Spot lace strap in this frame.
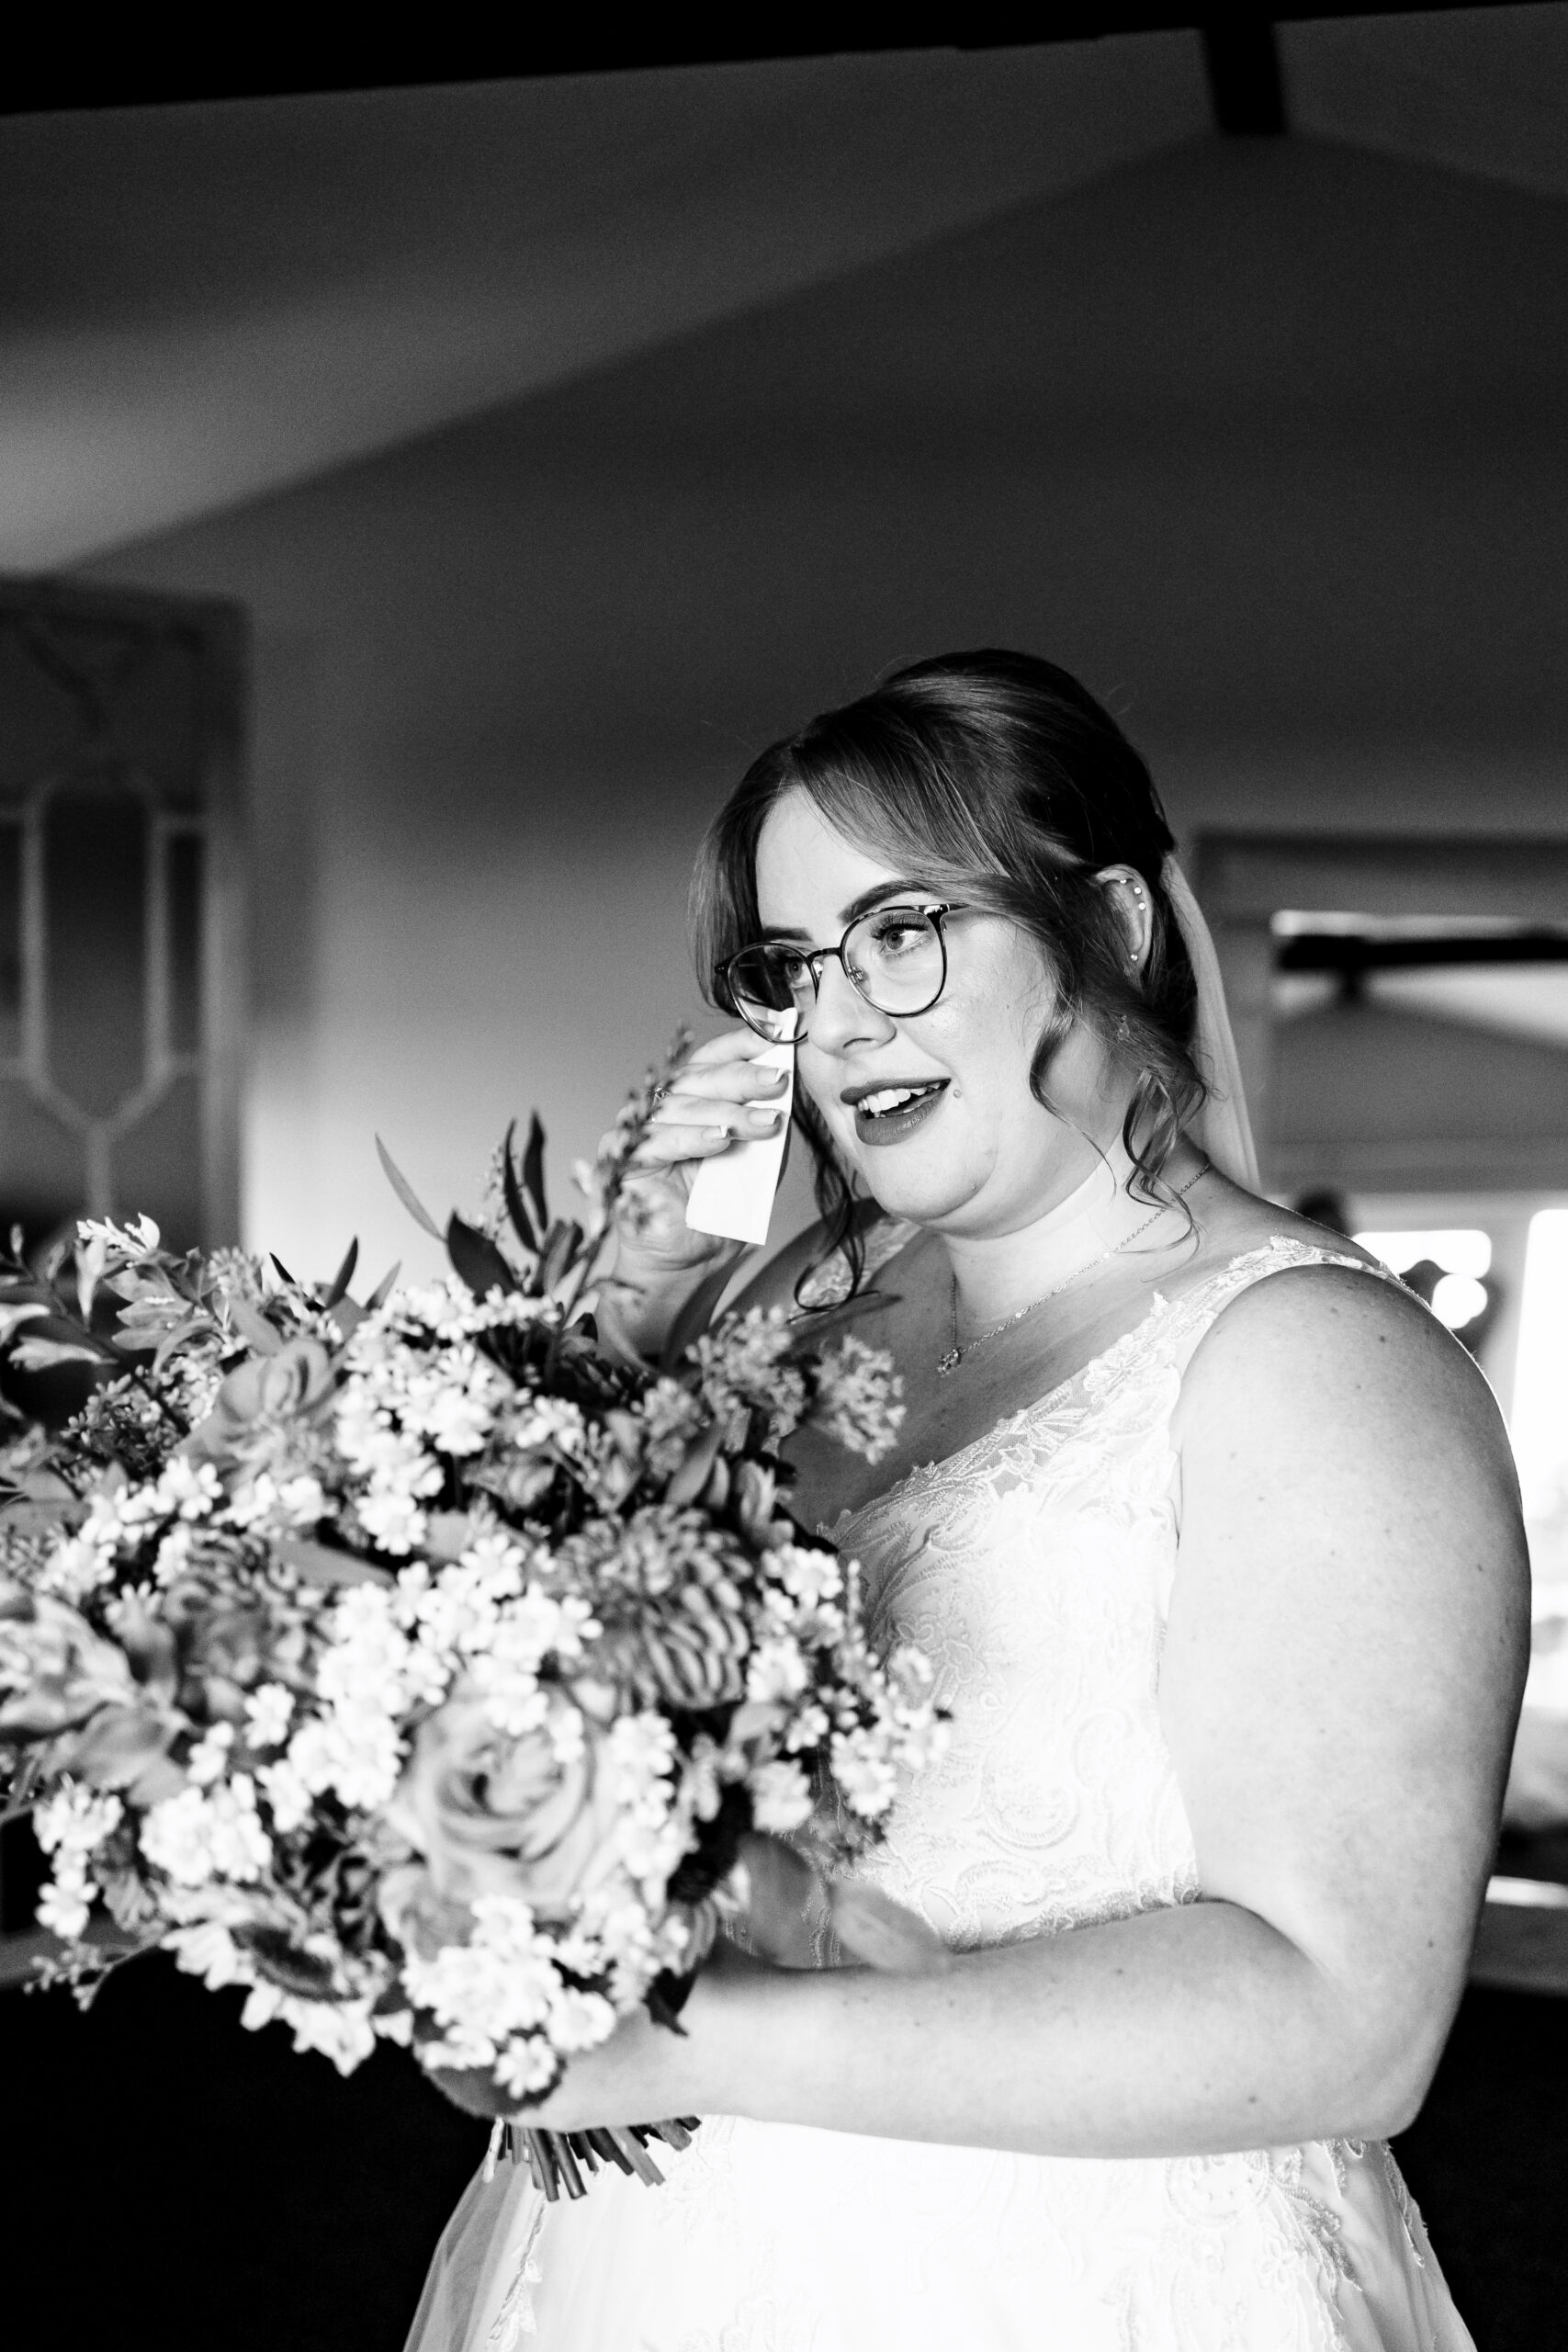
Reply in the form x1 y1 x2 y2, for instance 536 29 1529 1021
795 1215 920 1310
1145 1237 1389 1382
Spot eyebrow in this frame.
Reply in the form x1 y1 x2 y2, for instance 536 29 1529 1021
759 878 942 944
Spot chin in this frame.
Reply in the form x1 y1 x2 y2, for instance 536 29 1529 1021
853 1155 975 1227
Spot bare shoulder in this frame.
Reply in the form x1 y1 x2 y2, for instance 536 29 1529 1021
1177 1249 1518 1494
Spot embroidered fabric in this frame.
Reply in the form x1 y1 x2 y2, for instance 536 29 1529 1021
403 1241 1474 2352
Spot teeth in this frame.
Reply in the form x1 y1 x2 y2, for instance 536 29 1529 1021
860 1084 934 1117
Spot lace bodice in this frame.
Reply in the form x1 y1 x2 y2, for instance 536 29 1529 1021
832 1239 1373 1950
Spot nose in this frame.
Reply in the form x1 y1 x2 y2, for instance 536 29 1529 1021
807 953 895 1055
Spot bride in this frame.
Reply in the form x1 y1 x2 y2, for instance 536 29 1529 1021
408 650 1527 2351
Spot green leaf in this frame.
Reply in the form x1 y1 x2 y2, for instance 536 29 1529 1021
376 1136 444 1240
10 1337 110 1372
536 1217 582 1297
660 1254 747 1370
446 1215 522 1301
663 1417 726 1508
522 1113 548 1237
500 1120 538 1255
366 1263 400 1311
274 1536 395 1589
152 1315 215 1374
320 1238 358 1308
270 1253 299 1288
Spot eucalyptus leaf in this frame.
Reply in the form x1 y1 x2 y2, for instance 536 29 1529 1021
376 1136 445 1240
500 1120 538 1255
522 1112 549 1238
321 1238 359 1309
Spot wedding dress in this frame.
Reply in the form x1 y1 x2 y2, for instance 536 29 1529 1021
406 1238 1474 2352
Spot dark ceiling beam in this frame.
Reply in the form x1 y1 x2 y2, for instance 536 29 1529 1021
1201 16 1288 134
1278 932 1568 975
0 3 1538 118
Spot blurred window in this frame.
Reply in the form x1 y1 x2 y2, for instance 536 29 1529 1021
0 583 244 1263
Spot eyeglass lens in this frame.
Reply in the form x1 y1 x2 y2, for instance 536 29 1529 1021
728 905 946 1042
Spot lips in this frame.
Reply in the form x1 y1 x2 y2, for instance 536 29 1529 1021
844 1078 948 1148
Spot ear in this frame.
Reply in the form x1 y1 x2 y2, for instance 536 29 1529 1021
1092 865 1152 977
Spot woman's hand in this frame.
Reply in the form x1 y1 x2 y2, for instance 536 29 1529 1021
425 1943 765 2131
600 1029 792 1358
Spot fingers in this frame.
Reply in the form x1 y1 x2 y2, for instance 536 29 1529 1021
637 1031 790 1166
630 1111 780 1170
660 1047 791 1110
681 1024 784 1078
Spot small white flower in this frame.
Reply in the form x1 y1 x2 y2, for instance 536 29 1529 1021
154 1457 223 1522
244 1682 295 1751
829 1730 901 1818
37 1865 93 1940
141 1775 274 1885
546 1987 616 2054
764 1543 843 1609
746 1637 809 1703
240 1984 377 2075
186 1721 235 1787
493 2035 561 2099
355 1490 428 1555
35 1782 124 1858
166 1920 252 1992
256 1755 313 1834
749 1758 814 1833
152 1526 196 1583
39 1529 117 1600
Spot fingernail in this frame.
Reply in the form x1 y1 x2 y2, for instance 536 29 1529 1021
751 1108 784 1130
763 1069 789 1091
705 1126 733 1143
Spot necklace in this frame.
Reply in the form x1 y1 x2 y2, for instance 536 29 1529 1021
937 1159 1208 1376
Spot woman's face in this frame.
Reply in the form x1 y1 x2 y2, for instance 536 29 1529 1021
752 791 1130 1238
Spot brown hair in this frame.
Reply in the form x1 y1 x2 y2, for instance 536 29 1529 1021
690 650 1205 1300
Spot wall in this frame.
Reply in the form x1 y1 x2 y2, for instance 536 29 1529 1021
82 134 1568 1277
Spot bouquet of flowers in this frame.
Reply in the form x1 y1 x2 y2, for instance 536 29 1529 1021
0 1046 946 2197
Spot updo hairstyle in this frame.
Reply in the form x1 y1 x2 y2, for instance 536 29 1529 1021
690 649 1207 1300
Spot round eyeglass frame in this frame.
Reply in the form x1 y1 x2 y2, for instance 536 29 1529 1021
716 900 960 1045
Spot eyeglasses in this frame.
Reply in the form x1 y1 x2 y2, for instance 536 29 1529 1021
717 901 960 1046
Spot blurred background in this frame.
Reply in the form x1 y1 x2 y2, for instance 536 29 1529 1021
2 8 1567 2347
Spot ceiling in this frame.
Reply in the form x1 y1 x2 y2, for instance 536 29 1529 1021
0 6 1563 571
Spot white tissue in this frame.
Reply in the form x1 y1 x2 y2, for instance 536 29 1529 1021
684 1043 795 1247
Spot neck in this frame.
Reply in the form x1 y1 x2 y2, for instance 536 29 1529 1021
944 1139 1193 1330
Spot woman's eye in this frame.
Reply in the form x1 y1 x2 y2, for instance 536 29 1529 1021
871 917 925 956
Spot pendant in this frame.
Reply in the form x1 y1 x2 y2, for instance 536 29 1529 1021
936 1347 961 1376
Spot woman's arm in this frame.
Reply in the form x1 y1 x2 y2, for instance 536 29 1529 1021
520 1268 1529 2156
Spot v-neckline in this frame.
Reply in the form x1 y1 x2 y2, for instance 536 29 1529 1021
827 1280 1176 1544
826 1237 1365 1544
